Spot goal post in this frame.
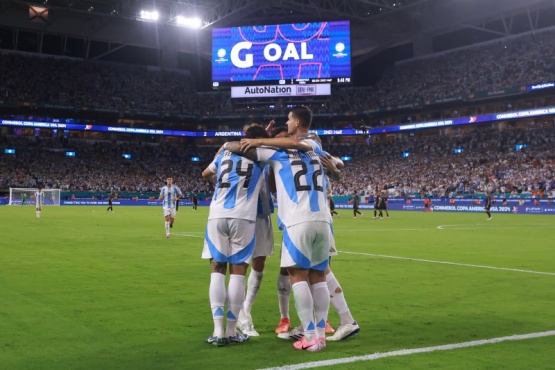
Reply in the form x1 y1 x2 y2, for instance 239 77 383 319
9 188 61 206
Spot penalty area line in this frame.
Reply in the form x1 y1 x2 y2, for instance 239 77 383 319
340 251 555 276
258 330 555 370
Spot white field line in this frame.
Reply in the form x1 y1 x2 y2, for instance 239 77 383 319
258 330 555 370
340 251 555 276
170 232 203 238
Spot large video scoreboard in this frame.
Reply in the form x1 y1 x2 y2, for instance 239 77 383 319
212 21 351 88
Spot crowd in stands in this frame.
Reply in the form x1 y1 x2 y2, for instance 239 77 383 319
326 122 555 199
2 27 555 117
2 25 555 198
0 135 214 195
2 122 555 200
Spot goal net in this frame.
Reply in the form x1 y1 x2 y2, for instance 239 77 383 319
9 188 61 206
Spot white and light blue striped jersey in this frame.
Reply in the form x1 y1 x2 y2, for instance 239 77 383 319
208 150 264 221
159 185 182 209
256 140 330 228
34 191 45 205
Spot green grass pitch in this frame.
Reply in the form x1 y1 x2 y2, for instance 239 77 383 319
1 206 554 369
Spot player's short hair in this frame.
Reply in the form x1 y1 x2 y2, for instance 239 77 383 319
243 121 262 133
271 126 288 138
290 106 313 129
245 125 269 139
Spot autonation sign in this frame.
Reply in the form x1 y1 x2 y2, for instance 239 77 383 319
231 84 330 98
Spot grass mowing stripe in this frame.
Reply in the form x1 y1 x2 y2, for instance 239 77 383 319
258 330 555 370
341 251 555 276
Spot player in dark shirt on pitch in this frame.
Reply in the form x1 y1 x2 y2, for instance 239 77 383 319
373 192 382 219
484 192 493 220
352 191 363 219
192 193 199 211
379 192 390 218
107 194 114 212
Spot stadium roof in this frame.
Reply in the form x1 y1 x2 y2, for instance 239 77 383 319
1 0 554 63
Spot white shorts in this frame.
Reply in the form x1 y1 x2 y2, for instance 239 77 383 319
202 218 256 265
163 207 176 218
253 214 274 259
281 221 331 271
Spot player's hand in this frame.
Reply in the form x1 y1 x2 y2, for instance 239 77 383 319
319 153 338 172
265 120 275 136
240 138 261 152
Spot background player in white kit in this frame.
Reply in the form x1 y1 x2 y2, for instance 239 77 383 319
33 186 45 219
201 125 268 346
158 178 182 238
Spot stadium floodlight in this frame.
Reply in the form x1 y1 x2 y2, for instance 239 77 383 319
176 16 202 28
140 10 159 21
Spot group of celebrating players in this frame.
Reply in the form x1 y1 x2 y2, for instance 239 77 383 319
187 105 361 352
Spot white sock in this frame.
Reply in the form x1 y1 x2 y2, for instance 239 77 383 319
310 282 330 339
164 221 170 235
292 281 315 341
225 274 245 337
244 269 263 315
327 271 355 325
209 272 226 338
36 211 39 218
277 273 291 319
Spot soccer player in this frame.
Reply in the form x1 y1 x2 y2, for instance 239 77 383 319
485 192 493 220
158 178 182 238
33 187 45 218
106 194 114 212
424 197 432 212
201 125 267 347
22 192 27 206
229 106 336 352
241 114 360 342
380 191 390 218
235 123 277 337
373 192 381 219
352 190 363 219
192 193 198 211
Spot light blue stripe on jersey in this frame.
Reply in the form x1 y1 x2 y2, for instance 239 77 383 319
222 154 241 209
274 151 299 204
221 153 263 210
35 192 44 204
302 151 321 213
161 186 180 209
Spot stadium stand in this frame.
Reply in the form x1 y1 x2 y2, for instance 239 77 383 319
2 27 555 118
2 121 554 200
